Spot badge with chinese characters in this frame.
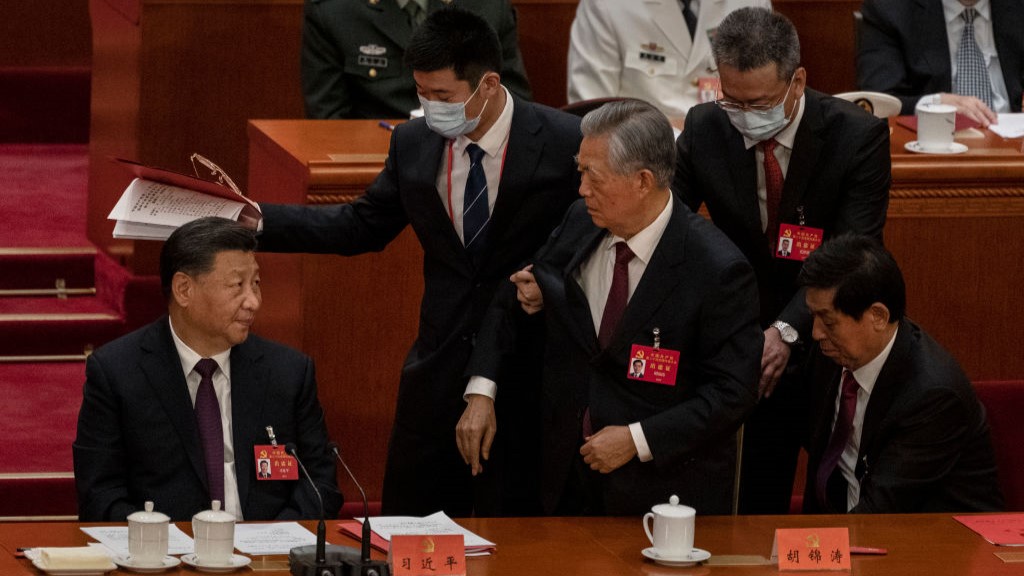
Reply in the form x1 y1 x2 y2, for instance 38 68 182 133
253 445 299 481
776 223 823 262
628 328 680 386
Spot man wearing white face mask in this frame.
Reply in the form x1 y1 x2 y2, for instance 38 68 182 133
672 7 891 515
254 7 582 517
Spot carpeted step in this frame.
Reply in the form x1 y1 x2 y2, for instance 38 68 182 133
0 66 90 144
0 296 124 358
0 247 96 295
0 360 83 519
0 143 89 247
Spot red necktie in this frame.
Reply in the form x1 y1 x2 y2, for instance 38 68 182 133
763 138 784 247
597 242 635 349
815 370 859 512
194 358 225 504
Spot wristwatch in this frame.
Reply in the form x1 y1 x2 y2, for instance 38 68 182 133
771 320 799 344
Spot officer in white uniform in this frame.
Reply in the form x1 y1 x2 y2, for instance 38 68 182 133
567 0 771 121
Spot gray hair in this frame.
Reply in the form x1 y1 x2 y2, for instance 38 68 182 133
712 8 801 81
580 99 675 188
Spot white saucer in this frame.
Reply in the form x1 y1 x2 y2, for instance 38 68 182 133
114 555 181 573
29 559 116 576
641 547 712 567
904 141 968 154
180 553 251 573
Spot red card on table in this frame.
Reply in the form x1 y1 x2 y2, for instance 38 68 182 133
773 527 851 571
389 534 465 576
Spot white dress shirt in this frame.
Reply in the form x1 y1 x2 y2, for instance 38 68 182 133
740 95 806 233
833 327 898 511
434 86 514 244
169 318 243 520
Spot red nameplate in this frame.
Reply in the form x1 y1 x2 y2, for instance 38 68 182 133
628 344 680 386
389 534 465 576
776 224 823 262
773 527 851 571
253 445 299 480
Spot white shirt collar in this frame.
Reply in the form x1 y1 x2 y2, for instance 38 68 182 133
168 317 232 380
453 85 514 159
601 194 674 265
944 0 990 23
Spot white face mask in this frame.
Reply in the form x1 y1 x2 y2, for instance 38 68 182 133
724 75 797 142
418 80 488 138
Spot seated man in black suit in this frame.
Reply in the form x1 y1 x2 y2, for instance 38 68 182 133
673 7 891 514
465 100 763 516
857 0 1024 126
74 217 340 521
801 234 1004 513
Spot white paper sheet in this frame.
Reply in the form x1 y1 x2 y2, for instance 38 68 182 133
357 511 495 549
233 522 321 555
990 114 1024 139
80 525 195 556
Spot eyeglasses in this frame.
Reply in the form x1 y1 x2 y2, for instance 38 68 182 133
714 73 796 115
191 153 244 197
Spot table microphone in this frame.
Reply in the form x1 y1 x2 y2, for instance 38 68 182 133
329 442 390 576
287 443 347 576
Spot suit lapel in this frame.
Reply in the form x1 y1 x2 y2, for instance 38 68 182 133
992 0 1023 106
859 321 912 460
140 319 208 491
917 0 952 86
560 227 607 355
403 123 470 266
648 0 693 64
680 0 725 77
229 337 266 513
722 121 763 243
779 92 824 222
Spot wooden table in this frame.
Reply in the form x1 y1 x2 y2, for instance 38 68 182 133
0 514 1017 575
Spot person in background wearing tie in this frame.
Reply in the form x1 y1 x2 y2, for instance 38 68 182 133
673 7 891 514
464 100 762 516
565 0 770 123
857 0 1023 127
74 217 339 521
301 0 532 119
258 8 582 517
800 234 1003 513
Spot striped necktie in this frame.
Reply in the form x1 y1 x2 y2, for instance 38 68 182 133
463 143 490 259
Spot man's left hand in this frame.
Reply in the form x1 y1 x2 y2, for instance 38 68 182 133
759 327 791 398
580 426 637 473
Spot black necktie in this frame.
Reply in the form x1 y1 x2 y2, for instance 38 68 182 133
681 0 698 40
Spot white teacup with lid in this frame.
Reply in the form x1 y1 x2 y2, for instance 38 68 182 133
192 500 236 566
643 495 696 559
127 500 169 566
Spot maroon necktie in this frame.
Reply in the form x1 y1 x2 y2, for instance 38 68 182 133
763 138 784 247
597 242 635 349
815 370 859 512
194 358 225 504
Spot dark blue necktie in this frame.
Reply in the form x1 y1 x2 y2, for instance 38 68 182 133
194 358 225 504
463 143 490 257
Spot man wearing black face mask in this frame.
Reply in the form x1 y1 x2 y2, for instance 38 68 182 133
671 7 891 515
253 7 582 517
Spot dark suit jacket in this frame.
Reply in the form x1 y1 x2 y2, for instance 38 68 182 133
258 97 582 515
673 89 891 337
471 197 762 515
857 0 1024 115
302 0 533 119
803 319 1004 513
73 317 340 522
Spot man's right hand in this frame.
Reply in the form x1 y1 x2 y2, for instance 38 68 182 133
511 264 543 314
939 93 998 127
455 394 496 476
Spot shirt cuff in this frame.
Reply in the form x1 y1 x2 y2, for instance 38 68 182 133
464 376 497 401
629 422 652 462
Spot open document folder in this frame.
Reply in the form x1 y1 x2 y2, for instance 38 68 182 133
106 157 261 240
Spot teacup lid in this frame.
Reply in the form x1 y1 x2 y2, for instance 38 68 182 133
127 501 170 523
651 495 696 517
192 500 235 523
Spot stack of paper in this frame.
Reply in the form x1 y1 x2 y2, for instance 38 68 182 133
337 511 496 556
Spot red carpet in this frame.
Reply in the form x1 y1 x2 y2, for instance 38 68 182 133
0 144 90 246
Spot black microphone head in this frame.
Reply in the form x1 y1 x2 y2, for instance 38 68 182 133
285 442 298 455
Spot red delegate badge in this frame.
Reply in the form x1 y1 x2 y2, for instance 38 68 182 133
254 445 299 480
776 223 823 262
628 344 680 386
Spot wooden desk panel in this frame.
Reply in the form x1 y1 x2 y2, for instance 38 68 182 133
0 515 1017 575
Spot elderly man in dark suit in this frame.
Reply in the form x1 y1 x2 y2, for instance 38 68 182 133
74 217 339 521
673 7 891 514
258 8 582 516
857 0 1024 127
465 99 762 516
800 235 1003 513
302 0 532 119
